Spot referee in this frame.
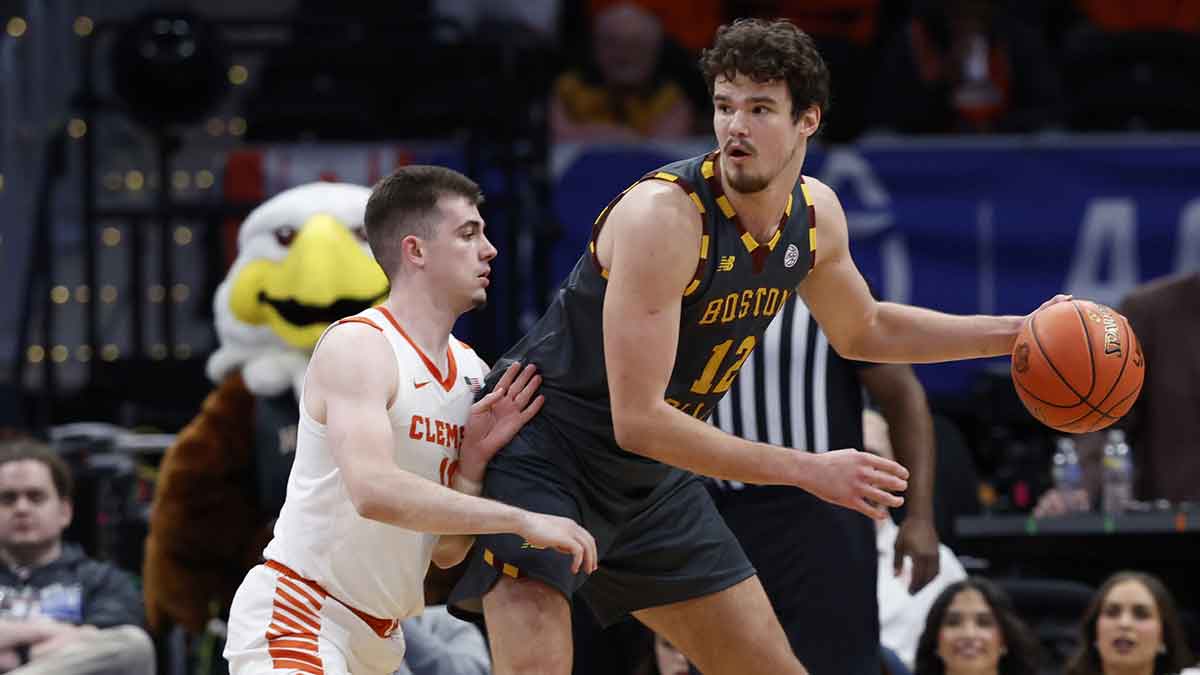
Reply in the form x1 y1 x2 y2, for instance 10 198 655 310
708 295 940 675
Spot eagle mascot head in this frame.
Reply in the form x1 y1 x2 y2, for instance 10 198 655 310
206 181 389 395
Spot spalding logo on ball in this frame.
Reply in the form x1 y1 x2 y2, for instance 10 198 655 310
1011 299 1145 434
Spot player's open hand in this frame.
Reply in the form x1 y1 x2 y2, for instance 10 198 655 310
460 363 545 480
518 512 599 575
807 449 909 520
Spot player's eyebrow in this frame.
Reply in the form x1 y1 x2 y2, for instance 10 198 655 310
713 94 780 106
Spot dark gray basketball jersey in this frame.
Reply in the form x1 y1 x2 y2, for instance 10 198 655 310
487 150 817 448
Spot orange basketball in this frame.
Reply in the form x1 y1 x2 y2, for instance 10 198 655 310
1011 299 1145 434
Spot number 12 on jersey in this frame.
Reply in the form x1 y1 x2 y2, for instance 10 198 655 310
690 336 756 395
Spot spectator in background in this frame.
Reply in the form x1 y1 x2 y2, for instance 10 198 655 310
914 577 1042 675
631 628 692 675
1034 272 1200 518
550 3 697 142
0 440 155 675
869 0 1060 134
1065 571 1194 675
867 409 969 673
586 0 723 54
397 604 491 675
1072 1 1200 34
729 0 884 140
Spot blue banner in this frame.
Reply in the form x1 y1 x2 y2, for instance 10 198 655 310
549 137 1200 396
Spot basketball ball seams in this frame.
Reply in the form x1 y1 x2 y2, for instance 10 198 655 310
1013 377 1091 409
1068 300 1098 399
1087 310 1135 413
1027 303 1104 414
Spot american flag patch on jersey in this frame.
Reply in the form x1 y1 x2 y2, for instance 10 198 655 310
464 376 482 392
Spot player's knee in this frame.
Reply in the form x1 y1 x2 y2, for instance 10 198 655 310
485 576 568 627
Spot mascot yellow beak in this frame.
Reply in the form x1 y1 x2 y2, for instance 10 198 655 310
228 214 389 350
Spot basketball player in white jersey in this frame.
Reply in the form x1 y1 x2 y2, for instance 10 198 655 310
223 166 598 675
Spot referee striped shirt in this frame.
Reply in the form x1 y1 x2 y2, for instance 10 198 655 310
711 295 871 460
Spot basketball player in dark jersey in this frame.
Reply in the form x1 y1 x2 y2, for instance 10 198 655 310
450 18 1069 675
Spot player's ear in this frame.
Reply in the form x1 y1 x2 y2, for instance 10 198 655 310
796 104 820 137
401 234 425 268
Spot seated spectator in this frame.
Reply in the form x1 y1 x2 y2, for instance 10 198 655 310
632 627 692 675
869 0 1060 134
1034 272 1200 518
0 439 154 675
586 0 723 55
729 1 883 140
397 604 490 675
550 3 696 142
914 577 1042 675
1072 1 1200 34
867 410 969 672
1064 571 1194 675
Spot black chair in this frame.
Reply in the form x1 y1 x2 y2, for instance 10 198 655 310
991 576 1095 671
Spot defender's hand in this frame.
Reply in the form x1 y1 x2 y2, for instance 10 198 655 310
806 449 908 520
517 512 598 575
894 516 940 593
460 363 544 481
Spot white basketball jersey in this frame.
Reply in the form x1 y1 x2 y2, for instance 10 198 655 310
263 306 486 620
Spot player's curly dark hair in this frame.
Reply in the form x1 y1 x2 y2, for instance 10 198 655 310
698 18 831 123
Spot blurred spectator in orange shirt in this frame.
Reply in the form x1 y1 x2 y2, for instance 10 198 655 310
1074 0 1200 33
551 3 696 142
869 0 1061 134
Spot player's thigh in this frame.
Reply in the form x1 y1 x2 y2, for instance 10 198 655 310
483 575 573 674
632 575 806 675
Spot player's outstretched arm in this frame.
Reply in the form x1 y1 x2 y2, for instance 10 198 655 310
598 182 908 520
310 326 596 573
433 361 544 568
797 177 1069 363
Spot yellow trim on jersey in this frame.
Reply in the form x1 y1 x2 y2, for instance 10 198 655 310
785 194 794 217
767 229 782 250
716 195 735 219
701 159 715 179
700 234 710 259
684 279 701 296
654 171 679 182
502 563 520 578
689 192 707 214
809 226 817 252
800 183 813 207
484 549 495 566
740 231 759 251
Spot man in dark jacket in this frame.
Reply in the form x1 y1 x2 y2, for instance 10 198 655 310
0 439 154 675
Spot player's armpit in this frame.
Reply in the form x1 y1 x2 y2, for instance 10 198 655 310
598 181 703 451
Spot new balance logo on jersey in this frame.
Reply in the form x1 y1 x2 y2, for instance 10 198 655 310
717 255 736 272
521 541 547 550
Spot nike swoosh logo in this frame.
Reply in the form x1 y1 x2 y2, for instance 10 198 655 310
414 380 431 389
